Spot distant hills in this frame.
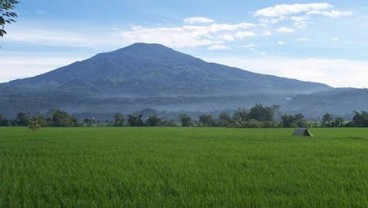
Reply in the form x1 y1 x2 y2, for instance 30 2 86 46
0 43 366 118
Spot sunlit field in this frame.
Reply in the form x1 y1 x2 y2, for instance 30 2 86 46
1 127 368 207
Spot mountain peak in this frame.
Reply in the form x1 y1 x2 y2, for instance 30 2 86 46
128 42 170 49
110 43 177 57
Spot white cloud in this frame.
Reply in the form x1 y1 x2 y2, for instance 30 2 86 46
219 34 234 42
262 31 272 36
241 44 256 49
201 56 368 88
183 17 215 25
254 3 333 18
277 41 287 45
277 27 295 33
37 10 46 15
331 37 339 41
307 10 353 18
254 3 353 29
297 38 309 42
290 16 308 28
207 44 230 51
117 22 254 48
235 31 256 39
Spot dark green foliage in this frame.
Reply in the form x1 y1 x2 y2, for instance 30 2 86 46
179 114 192 127
198 114 216 126
113 113 125 127
351 111 368 127
146 115 161 126
83 118 96 127
321 113 346 127
321 113 334 127
218 112 231 127
127 114 144 126
48 109 78 127
232 108 248 123
248 104 279 122
0 113 8 126
0 0 18 37
281 114 296 128
31 114 47 127
332 116 345 127
28 118 40 132
16 112 29 126
159 119 177 127
230 105 279 128
281 113 307 128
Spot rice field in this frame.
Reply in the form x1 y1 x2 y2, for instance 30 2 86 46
0 127 368 207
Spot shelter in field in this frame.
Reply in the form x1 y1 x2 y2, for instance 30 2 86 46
293 128 313 137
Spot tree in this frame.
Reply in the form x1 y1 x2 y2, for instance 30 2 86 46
16 112 29 126
146 115 161 126
179 114 192 127
0 0 19 37
84 118 96 127
218 112 231 127
248 104 279 122
160 119 177 127
232 108 248 123
199 114 216 126
280 113 307 128
113 113 125 127
280 114 296 128
127 114 143 127
352 111 368 127
28 117 40 132
321 113 333 127
0 113 8 126
294 113 307 127
332 116 345 127
49 109 77 127
52 110 71 127
31 114 47 127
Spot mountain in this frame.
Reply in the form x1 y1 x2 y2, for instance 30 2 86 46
0 43 342 117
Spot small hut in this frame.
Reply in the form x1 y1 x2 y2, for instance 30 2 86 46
293 128 313 137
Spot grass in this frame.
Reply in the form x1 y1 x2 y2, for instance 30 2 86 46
0 127 368 207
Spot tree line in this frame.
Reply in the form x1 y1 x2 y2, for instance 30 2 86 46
1 105 368 128
0 109 78 127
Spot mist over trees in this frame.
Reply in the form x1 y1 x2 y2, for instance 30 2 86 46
1 105 368 128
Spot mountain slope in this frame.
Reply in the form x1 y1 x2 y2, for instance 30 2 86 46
284 88 368 116
0 43 334 116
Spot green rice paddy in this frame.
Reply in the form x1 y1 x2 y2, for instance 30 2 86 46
0 127 367 207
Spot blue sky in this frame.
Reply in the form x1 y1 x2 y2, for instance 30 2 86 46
1 0 368 87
